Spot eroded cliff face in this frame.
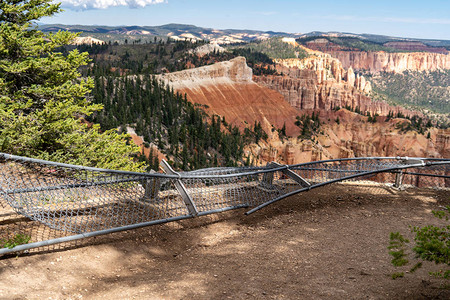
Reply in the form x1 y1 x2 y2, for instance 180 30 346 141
302 38 450 73
156 55 448 166
158 57 301 137
255 54 418 118
436 129 450 158
328 51 450 73
383 42 448 54
247 110 449 166
248 51 446 164
274 53 372 93
160 56 253 88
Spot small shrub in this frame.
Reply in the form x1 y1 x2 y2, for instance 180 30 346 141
388 206 450 279
1 234 32 249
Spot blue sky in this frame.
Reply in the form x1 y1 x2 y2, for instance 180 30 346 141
41 0 450 40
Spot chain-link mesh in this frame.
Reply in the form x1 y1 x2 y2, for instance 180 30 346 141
1 153 449 255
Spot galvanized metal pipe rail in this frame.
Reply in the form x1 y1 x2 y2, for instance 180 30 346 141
0 153 449 255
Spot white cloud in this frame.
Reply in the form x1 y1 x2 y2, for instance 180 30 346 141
58 0 167 10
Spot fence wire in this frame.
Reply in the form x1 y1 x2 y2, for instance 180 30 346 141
0 153 449 255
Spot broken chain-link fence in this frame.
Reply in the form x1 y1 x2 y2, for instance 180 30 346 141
1 153 449 255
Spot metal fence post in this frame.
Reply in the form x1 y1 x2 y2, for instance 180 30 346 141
160 160 198 216
394 170 403 188
269 162 311 188
142 170 161 201
1 153 448 255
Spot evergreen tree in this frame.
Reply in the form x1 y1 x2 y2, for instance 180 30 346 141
0 0 143 171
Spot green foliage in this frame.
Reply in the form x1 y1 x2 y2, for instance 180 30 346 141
233 37 309 59
38 124 144 172
394 115 428 135
278 122 287 139
367 113 378 123
232 48 273 65
388 232 410 266
296 112 321 140
0 0 143 171
391 272 405 279
328 37 398 52
231 48 277 75
90 75 261 170
81 40 271 171
340 105 376 120
297 36 408 53
388 206 450 279
243 121 268 144
78 38 206 76
369 70 450 115
1 233 31 249
77 40 280 78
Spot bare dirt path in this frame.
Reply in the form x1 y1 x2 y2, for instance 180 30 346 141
1 184 449 299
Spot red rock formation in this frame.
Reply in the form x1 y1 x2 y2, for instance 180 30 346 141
274 56 372 93
255 56 418 118
255 110 449 166
302 38 450 72
284 142 295 165
255 74 419 118
154 55 448 167
435 129 450 158
327 51 450 73
304 39 449 55
304 38 351 52
158 57 301 136
383 42 448 55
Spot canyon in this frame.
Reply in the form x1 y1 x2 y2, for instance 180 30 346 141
157 54 449 165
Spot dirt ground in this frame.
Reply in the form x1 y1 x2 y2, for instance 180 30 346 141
0 184 449 299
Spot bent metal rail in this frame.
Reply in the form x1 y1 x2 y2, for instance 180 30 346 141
0 153 449 255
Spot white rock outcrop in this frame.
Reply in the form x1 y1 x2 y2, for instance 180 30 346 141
72 36 105 45
191 43 225 57
158 56 253 90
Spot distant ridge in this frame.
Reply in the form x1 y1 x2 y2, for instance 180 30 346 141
38 23 450 47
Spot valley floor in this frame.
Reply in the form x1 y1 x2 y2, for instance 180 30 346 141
1 184 449 299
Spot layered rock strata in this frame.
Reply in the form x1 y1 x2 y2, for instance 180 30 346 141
256 55 418 117
155 55 448 167
328 51 450 73
383 42 448 54
248 110 449 166
158 57 301 136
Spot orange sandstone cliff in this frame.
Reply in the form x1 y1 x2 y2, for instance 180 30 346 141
158 57 300 137
157 55 449 165
303 38 450 73
328 51 450 73
255 53 419 118
245 110 449 165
